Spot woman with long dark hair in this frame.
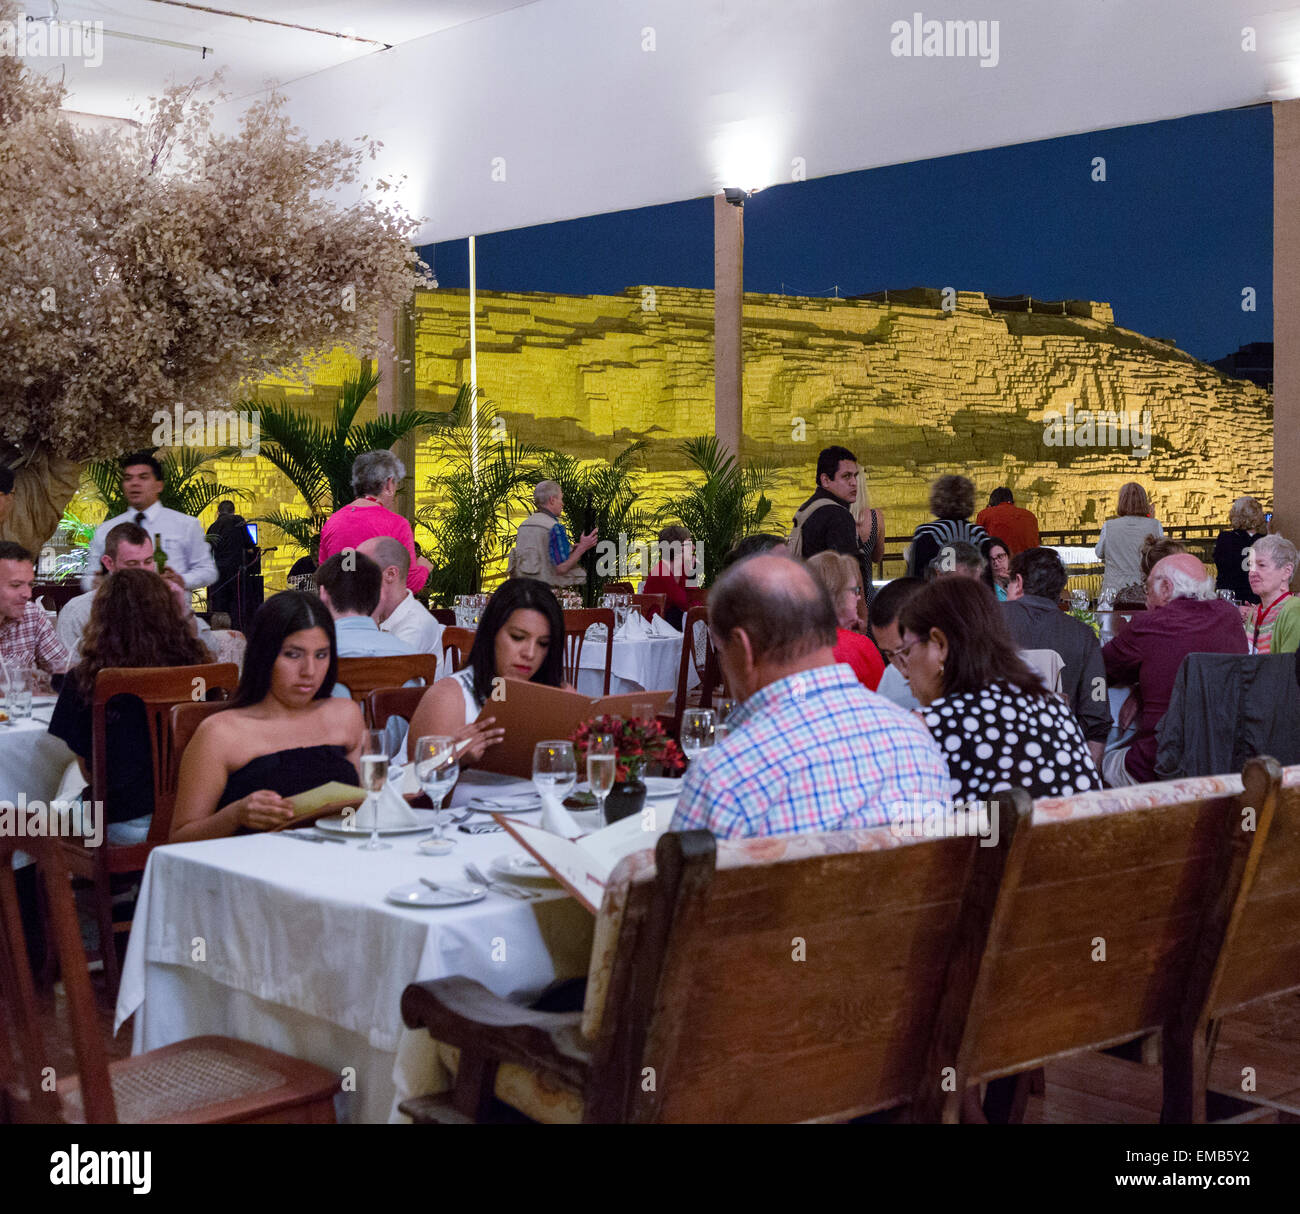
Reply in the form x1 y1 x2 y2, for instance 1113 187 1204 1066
170 591 364 841
406 577 566 762
895 578 1100 802
49 569 211 835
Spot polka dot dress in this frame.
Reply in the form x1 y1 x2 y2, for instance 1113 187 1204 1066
921 681 1101 803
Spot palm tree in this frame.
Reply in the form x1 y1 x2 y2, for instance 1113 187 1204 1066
415 391 542 603
85 446 251 519
535 442 652 606
236 362 453 555
656 436 774 587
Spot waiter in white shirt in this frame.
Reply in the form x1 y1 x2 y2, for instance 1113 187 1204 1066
83 452 218 597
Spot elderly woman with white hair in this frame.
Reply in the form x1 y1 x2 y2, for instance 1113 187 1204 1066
318 450 433 594
1243 533 1300 654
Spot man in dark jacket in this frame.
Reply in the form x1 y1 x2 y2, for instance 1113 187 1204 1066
1003 547 1111 767
790 445 878 592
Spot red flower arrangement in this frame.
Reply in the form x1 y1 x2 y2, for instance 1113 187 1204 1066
570 714 684 783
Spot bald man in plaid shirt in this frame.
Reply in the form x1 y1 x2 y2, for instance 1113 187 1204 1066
671 554 950 838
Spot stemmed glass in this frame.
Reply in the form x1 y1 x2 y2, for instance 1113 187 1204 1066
413 734 461 854
680 709 717 764
713 698 738 740
532 740 577 808
585 732 616 822
358 728 392 851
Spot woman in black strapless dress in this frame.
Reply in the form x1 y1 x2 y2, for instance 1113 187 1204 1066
170 592 366 842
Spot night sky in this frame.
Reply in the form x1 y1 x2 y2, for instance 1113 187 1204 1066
422 105 1272 366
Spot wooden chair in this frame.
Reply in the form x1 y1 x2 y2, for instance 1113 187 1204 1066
0 835 341 1124
921 757 1281 1124
1203 763 1300 1121
659 605 726 737
441 626 476 674
56 664 238 994
430 608 457 626
398 799 1031 1123
602 581 634 595
365 686 429 736
169 700 233 787
630 592 666 621
335 654 439 725
562 608 615 695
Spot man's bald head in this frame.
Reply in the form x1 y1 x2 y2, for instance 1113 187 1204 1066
708 552 837 664
1148 552 1215 607
358 536 410 578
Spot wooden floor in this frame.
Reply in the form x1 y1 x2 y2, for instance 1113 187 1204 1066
38 976 1300 1123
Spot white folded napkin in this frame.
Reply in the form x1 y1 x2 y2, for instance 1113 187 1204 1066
367 773 421 828
541 795 583 839
647 614 682 638
617 611 649 641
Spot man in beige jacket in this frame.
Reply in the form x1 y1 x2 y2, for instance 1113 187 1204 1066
508 481 598 587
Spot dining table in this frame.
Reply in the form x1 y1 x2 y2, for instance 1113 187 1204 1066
114 770 683 1124
2 695 77 869
573 615 698 698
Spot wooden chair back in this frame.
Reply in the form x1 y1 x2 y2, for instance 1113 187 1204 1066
365 686 430 735
661 606 723 735
441 627 476 674
631 593 666 621
562 609 615 695
90 664 239 851
584 799 1032 1123
430 608 457 626
602 582 634 595
1207 764 1300 1018
168 700 234 790
335 654 440 725
0 835 118 1122
933 757 1280 1123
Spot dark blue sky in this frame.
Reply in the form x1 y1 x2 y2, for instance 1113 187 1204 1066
423 106 1272 365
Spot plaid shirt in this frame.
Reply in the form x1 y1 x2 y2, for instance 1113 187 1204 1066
0 601 71 675
671 663 952 838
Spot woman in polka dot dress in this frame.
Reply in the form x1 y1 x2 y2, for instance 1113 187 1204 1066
894 577 1102 803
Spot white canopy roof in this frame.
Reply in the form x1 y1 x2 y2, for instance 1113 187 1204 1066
34 0 1300 242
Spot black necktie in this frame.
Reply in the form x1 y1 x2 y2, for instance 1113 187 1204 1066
134 512 147 526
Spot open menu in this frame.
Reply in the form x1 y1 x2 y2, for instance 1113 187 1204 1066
472 680 671 778
267 781 367 830
496 807 676 913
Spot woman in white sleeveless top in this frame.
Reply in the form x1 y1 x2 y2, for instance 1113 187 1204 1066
406 578 568 763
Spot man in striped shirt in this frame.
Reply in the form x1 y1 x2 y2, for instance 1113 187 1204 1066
671 554 951 838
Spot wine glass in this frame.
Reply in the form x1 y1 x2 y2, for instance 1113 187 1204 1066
680 709 717 764
713 697 738 740
533 740 577 808
358 728 392 851
586 732 616 823
414 734 461 854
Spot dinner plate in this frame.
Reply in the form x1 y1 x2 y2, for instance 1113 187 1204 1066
385 880 487 908
643 777 682 799
489 851 555 881
314 808 439 836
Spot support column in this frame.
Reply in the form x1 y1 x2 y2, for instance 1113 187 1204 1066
1274 100 1300 536
714 193 744 460
375 300 418 528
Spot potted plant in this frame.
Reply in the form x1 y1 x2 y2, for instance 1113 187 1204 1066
569 713 684 823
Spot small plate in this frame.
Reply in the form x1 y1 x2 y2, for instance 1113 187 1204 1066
386 880 487 908
643 777 682 799
465 795 542 814
489 851 554 881
315 808 439 836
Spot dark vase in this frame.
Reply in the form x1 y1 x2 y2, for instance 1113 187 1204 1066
604 778 647 824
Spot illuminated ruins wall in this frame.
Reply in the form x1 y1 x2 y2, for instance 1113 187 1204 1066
221 285 1272 589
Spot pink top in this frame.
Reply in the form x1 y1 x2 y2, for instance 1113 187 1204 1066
319 500 429 593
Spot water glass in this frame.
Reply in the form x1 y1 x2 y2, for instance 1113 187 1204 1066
714 697 738 739
586 732 617 822
680 709 717 764
533 740 577 806
413 734 461 853
358 728 392 851
1217 590 1238 607
7 668 34 721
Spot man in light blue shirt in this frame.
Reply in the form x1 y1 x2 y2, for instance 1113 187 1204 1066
315 551 416 689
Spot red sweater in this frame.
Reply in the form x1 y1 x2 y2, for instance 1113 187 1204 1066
642 564 690 614
834 628 885 691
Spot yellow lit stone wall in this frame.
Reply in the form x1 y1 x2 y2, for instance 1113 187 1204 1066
217 285 1272 590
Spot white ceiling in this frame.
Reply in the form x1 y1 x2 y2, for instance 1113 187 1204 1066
19 0 1300 244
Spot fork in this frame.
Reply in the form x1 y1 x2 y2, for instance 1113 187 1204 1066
465 861 536 900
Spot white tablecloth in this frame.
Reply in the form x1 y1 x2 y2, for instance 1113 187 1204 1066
115 774 599 1124
574 630 698 698
2 700 77 868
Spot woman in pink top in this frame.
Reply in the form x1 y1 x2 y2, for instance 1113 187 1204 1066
318 450 432 594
